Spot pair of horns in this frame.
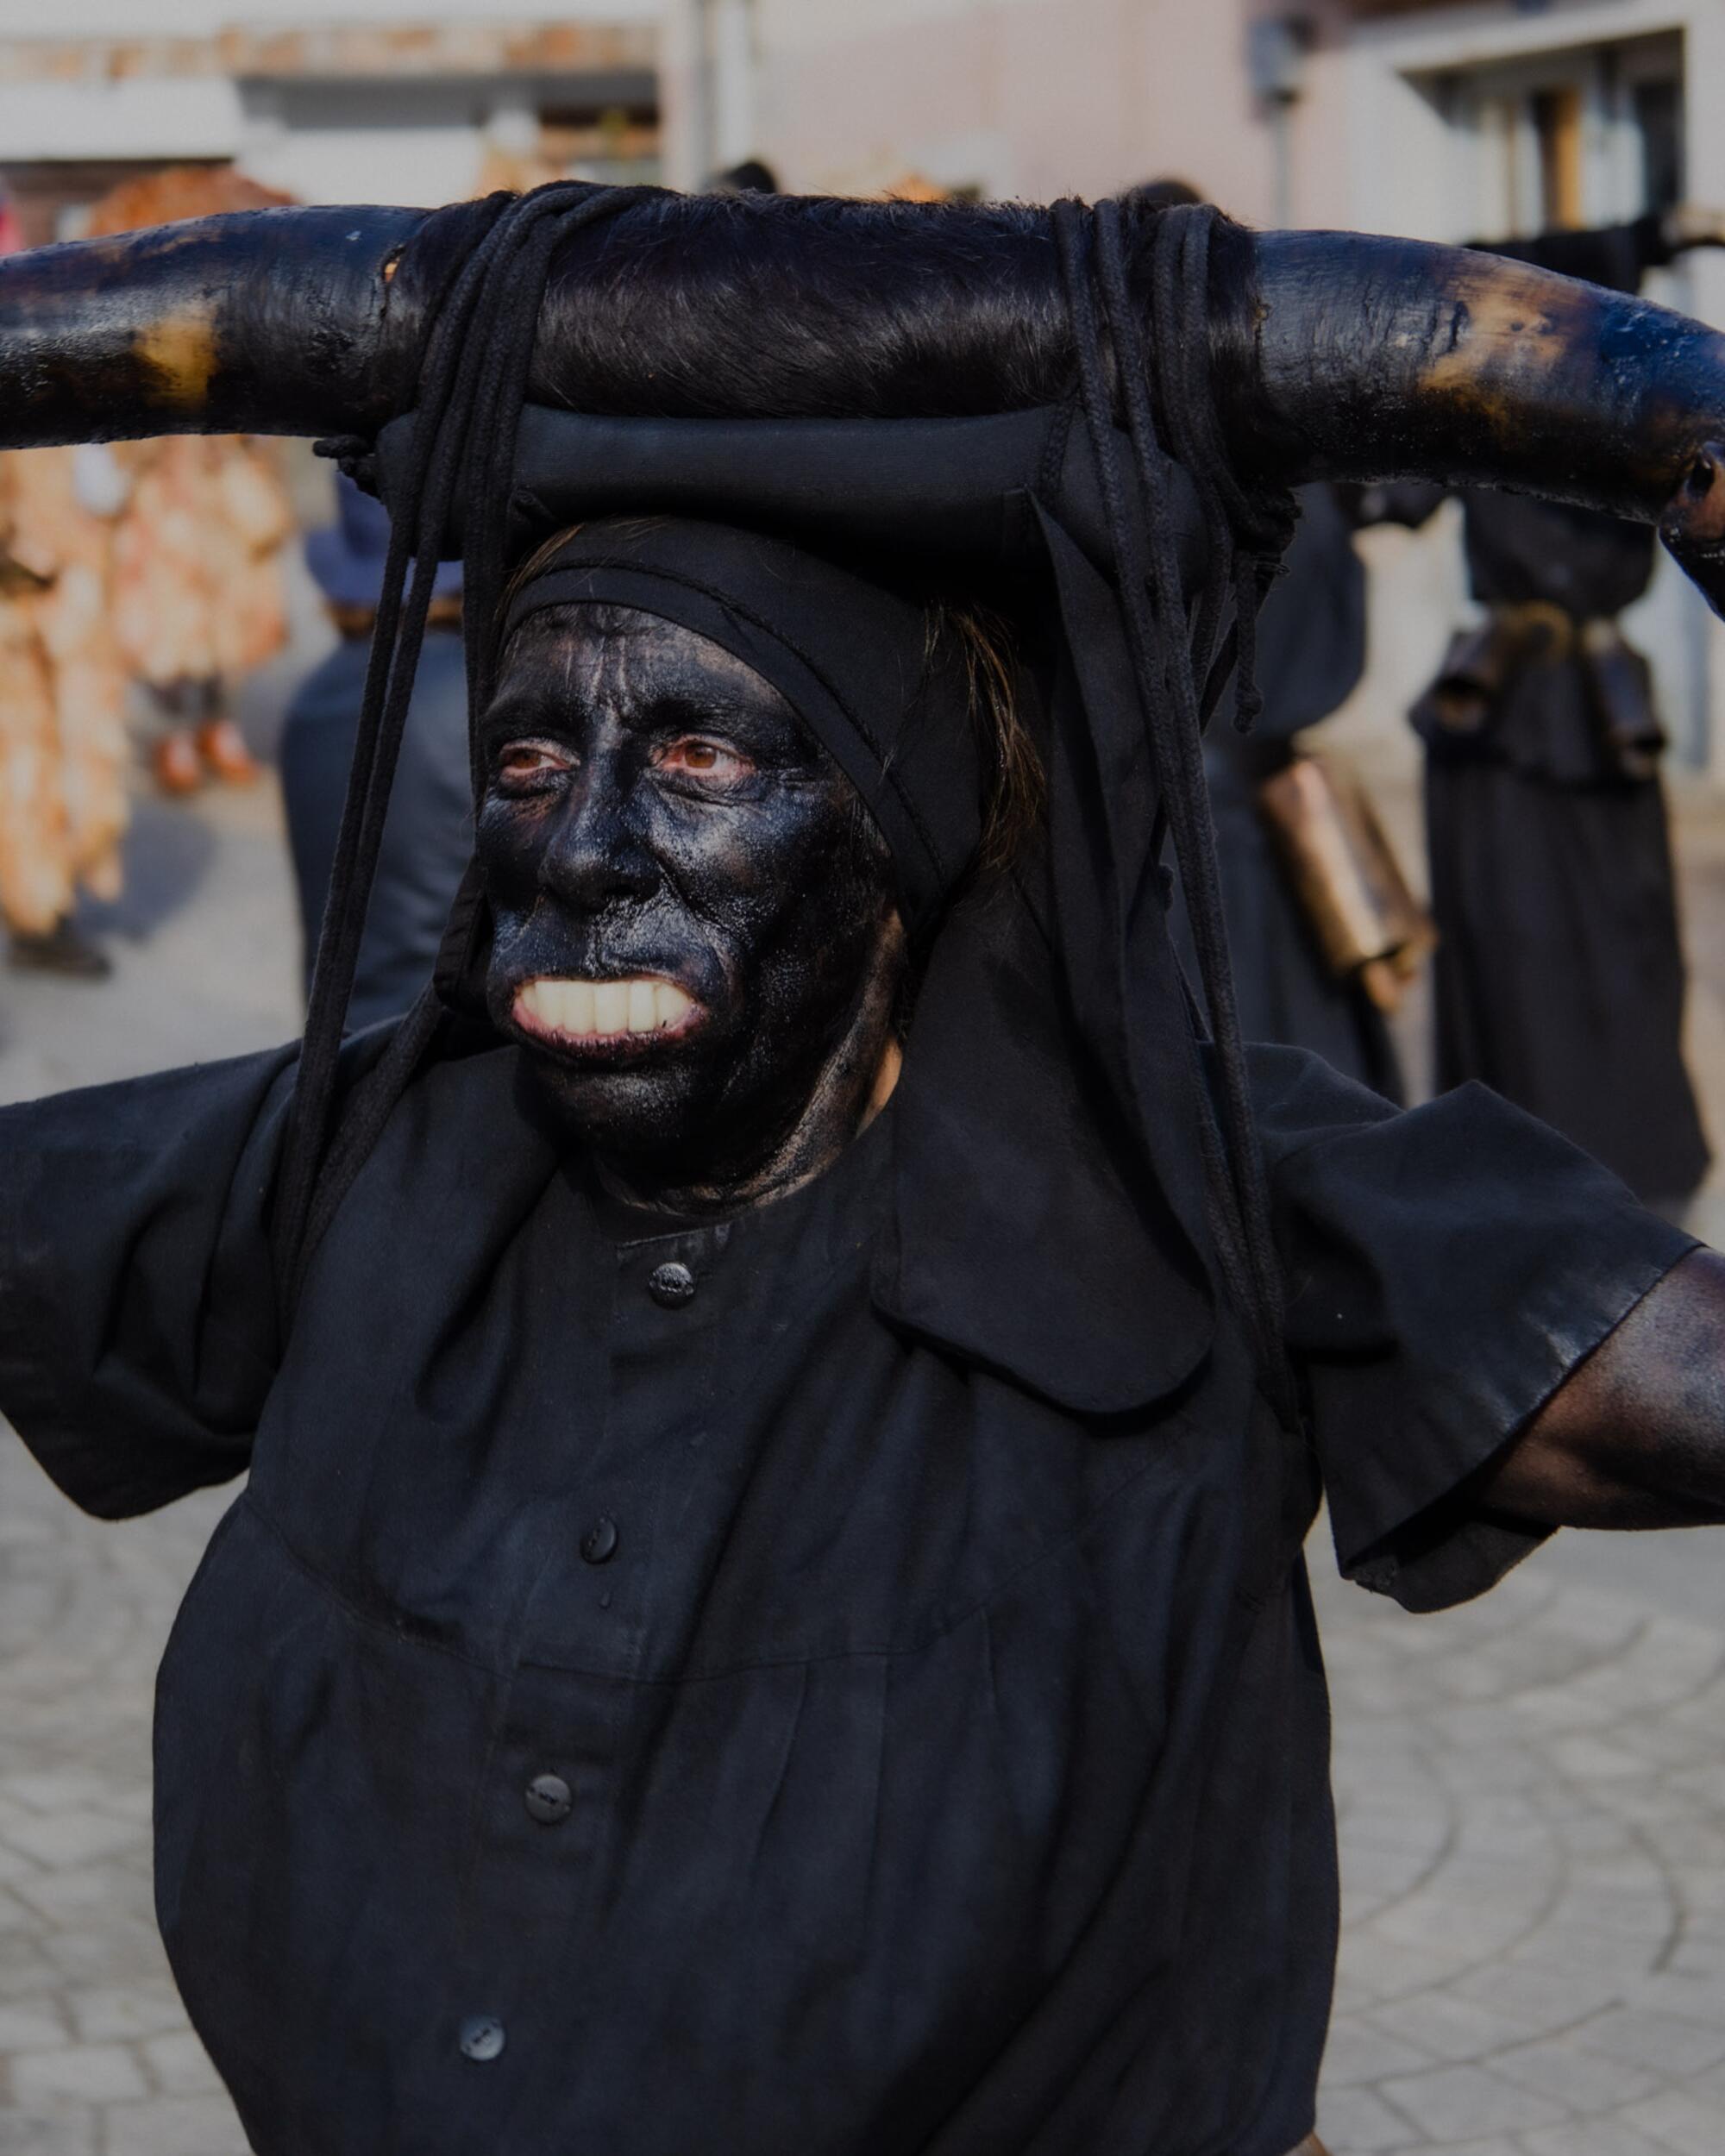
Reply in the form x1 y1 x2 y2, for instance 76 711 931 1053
3 192 1723 606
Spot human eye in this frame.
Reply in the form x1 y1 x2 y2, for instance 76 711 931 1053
653 736 756 787
493 737 574 793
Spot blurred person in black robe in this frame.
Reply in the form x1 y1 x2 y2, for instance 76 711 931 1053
1138 185 1414 1100
1381 206 1725 1203
1195 482 1411 1097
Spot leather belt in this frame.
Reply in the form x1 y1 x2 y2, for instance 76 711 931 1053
1487 597 1621 665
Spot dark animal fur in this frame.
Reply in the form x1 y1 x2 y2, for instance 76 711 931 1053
396 190 1255 426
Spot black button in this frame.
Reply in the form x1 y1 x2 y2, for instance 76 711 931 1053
458 2015 505 2063
648 1260 696 1307
580 1514 619 1565
525 1772 573 1825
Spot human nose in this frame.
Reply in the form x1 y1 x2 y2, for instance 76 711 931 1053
538 753 660 910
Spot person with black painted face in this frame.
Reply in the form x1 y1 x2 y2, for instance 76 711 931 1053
484 603 906 1200
13 185 1725 2156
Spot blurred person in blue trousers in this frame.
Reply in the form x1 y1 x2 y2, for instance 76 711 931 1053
280 474 470 1031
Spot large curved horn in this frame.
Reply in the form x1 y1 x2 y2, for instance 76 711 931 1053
6 196 1725 603
1214 227 1725 612
0 204 431 443
1218 227 1725 523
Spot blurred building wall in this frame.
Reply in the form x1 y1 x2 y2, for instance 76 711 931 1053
0 3 662 235
662 0 1278 211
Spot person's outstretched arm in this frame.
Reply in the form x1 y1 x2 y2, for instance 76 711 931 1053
1253 1042 1701 1611
0 1045 297 1518
1481 1248 1725 1528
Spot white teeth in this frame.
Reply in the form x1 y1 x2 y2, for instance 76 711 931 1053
519 977 692 1039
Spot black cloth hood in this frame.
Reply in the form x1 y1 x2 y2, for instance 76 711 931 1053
378 402 1224 1413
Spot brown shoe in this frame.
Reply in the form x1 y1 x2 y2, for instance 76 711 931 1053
153 728 204 795
196 715 260 785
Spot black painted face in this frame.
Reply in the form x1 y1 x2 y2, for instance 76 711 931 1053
477 603 903 1186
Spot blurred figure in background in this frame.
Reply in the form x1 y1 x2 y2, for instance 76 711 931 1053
85 168 296 797
1383 205 1725 1206
279 475 471 1032
1143 180 1427 1100
712 159 780 194
0 444 130 978
1195 479 1428 1100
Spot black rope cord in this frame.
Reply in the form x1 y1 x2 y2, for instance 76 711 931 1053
1102 202 1294 1362
1147 205 1290 734
274 181 646 1307
1052 197 1296 1409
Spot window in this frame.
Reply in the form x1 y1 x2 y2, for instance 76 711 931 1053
1440 33 1684 243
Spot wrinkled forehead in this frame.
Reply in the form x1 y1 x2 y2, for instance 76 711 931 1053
492 599 806 736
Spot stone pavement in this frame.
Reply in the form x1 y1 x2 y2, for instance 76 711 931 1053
1314 1545 1725 2155
0 1453 234 2156
4 770 1725 2152
0 779 294 2153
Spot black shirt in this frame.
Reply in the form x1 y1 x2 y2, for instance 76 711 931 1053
0 1036 1690 2155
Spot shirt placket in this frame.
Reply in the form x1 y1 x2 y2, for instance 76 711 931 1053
433 1217 728 2124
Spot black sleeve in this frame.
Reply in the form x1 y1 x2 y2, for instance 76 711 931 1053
1251 1045 1697 1612
0 1044 300 1520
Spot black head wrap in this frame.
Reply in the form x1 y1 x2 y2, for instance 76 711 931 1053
285 182 1300 1426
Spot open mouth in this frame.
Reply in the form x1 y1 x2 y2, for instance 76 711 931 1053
512 975 704 1058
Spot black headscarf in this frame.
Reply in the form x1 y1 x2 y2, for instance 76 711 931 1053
286 184 1299 1422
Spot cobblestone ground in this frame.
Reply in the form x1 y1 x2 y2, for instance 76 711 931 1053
3 767 1725 2152
1314 1552 1725 2155
0 779 297 2151
0 1455 234 2156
